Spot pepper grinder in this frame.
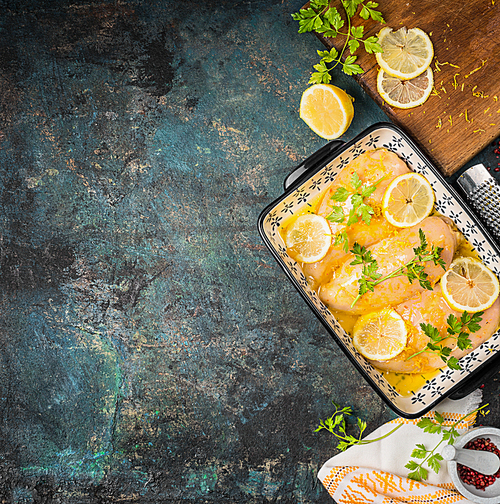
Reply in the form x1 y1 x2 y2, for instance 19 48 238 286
457 163 500 241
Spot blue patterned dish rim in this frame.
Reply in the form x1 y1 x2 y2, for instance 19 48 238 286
257 122 500 419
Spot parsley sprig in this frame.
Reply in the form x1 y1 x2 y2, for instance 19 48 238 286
316 401 489 483
291 0 385 83
327 172 384 252
406 405 489 481
349 229 445 307
315 401 402 451
406 311 483 370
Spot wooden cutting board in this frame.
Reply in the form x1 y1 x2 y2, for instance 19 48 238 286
310 0 500 176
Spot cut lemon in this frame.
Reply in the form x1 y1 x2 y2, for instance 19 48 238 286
376 26 434 80
377 67 434 109
441 257 500 313
285 214 332 263
352 308 407 361
382 172 435 227
299 84 354 140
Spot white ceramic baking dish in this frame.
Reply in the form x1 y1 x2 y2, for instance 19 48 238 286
258 122 500 418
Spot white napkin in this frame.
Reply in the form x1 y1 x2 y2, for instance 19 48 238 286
318 390 483 503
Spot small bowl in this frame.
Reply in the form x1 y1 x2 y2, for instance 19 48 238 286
447 427 500 504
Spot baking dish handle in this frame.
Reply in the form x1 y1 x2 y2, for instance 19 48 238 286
448 353 500 400
284 139 345 191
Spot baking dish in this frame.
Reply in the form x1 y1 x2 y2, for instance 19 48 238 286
258 122 500 418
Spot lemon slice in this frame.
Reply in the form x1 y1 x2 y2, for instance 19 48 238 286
377 67 434 109
352 308 407 361
285 214 332 263
441 257 500 313
382 172 435 228
376 26 434 80
299 84 354 139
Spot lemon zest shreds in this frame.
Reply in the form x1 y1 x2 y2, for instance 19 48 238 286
452 74 460 89
436 117 442 128
434 61 460 72
465 59 487 78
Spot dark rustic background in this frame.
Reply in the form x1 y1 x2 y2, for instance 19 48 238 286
0 1 499 502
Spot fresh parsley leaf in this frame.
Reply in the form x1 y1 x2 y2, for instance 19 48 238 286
357 203 374 225
427 454 443 474
420 323 440 342
348 39 360 54
363 36 383 53
342 0 363 18
360 1 385 22
324 7 344 31
351 172 362 190
351 25 364 38
410 444 428 459
447 356 461 370
343 55 364 75
327 206 345 223
331 186 351 202
334 230 349 253
360 184 377 199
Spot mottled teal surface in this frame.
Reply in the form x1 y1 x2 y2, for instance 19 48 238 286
1 1 499 502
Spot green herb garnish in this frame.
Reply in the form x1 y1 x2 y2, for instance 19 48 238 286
316 401 489 483
291 0 385 83
350 229 445 307
315 401 402 451
406 311 484 370
406 405 489 481
327 172 385 251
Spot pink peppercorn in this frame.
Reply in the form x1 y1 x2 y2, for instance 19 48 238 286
458 437 500 490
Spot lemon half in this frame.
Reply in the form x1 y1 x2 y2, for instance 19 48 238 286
441 257 500 313
352 308 408 361
299 84 354 139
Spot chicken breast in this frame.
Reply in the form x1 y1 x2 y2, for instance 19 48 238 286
303 217 398 289
319 216 457 314
370 286 500 373
303 148 410 288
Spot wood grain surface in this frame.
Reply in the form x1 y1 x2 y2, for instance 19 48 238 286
313 0 500 175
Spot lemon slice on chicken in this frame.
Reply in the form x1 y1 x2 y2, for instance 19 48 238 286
353 308 408 361
441 257 500 313
382 172 435 228
285 214 332 263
